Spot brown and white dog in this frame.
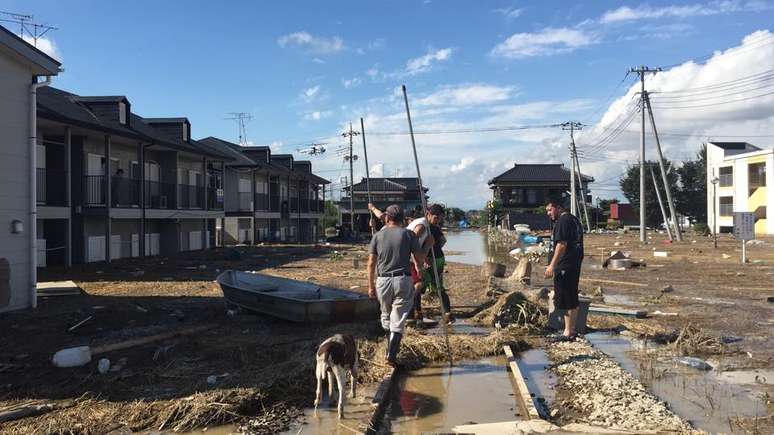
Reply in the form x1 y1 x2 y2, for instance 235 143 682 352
314 334 358 418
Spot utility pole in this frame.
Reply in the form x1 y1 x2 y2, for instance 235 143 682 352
342 123 360 235
650 164 673 241
644 93 683 241
360 118 375 235
711 173 719 249
562 122 589 227
629 66 660 242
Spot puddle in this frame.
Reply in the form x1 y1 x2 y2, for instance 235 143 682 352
586 332 767 433
602 293 640 307
444 230 516 266
382 357 521 433
518 348 556 415
423 319 490 336
279 382 380 435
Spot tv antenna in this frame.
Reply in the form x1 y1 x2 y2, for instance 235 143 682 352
224 112 253 145
0 10 58 46
297 143 327 156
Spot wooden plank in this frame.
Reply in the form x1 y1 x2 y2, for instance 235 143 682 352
589 305 648 318
503 345 541 420
365 366 400 435
91 324 217 355
580 278 648 288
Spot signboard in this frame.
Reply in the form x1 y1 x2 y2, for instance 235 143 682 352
733 212 755 240
216 188 224 203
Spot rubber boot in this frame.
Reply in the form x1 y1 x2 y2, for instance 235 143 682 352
386 332 402 366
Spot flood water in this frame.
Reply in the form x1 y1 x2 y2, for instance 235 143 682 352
587 332 768 433
278 382 380 435
381 356 522 433
443 230 514 266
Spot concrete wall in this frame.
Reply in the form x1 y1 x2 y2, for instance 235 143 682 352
0 53 33 310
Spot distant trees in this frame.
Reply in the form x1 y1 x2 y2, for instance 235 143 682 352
619 145 707 226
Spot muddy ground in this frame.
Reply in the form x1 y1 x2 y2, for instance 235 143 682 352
1 232 772 433
0 243 495 434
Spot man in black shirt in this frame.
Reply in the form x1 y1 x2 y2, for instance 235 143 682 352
544 198 584 341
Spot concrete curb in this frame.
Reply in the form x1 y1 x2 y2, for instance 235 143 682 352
503 344 542 420
364 365 400 435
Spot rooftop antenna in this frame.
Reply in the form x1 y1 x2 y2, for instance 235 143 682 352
0 10 58 46
224 112 253 145
297 143 327 156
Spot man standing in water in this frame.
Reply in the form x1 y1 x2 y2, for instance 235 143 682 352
367 205 425 366
544 198 584 341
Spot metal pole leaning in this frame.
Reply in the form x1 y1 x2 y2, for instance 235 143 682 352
402 84 453 366
650 165 673 241
360 117 375 236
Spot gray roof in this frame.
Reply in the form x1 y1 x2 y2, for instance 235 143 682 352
197 137 258 167
346 177 427 192
488 164 593 185
0 24 60 75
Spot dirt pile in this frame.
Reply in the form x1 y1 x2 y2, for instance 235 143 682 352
547 338 691 432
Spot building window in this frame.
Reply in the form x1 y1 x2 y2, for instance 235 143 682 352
719 166 733 187
748 162 766 195
719 196 734 217
527 189 537 204
119 102 127 125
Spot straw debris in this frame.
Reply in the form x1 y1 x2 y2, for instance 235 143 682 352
472 290 547 330
667 323 727 356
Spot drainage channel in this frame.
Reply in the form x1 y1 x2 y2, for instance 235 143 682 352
586 332 769 433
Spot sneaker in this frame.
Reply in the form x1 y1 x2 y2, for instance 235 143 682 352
547 333 576 343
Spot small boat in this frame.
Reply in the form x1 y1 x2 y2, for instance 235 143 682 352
216 270 379 323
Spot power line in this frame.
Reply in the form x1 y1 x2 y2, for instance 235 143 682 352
367 123 562 136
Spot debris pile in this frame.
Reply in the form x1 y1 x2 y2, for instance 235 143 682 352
667 323 727 356
547 339 690 432
473 290 547 330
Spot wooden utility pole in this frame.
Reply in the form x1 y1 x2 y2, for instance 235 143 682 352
562 122 589 230
650 165 673 241
360 118 375 235
644 93 683 241
342 124 359 235
629 66 661 242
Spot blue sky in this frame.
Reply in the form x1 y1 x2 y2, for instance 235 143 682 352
5 0 774 208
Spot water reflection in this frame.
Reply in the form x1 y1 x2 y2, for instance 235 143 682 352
444 230 516 266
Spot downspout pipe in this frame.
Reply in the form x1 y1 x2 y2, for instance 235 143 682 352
30 75 53 309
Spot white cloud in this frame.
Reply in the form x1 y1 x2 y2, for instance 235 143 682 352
22 35 61 61
312 57 325 64
450 156 477 173
277 31 344 54
491 27 596 59
301 85 321 102
405 48 453 75
492 6 524 19
370 163 384 177
269 141 283 153
600 1 772 24
575 30 774 199
342 77 362 89
415 84 516 107
304 110 331 121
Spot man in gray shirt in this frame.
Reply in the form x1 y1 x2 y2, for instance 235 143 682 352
368 205 425 367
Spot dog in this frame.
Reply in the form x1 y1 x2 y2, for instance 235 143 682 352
314 334 358 418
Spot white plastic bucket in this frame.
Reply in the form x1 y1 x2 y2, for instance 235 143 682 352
52 346 92 367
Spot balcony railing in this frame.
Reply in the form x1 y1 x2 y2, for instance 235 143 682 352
290 197 299 213
237 192 252 212
255 193 269 211
270 195 280 213
208 187 223 210
144 180 176 209
111 176 141 208
300 198 309 213
178 184 204 209
83 175 106 206
36 168 67 206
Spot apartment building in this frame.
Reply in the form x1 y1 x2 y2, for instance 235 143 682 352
0 25 61 311
35 87 232 268
707 142 773 236
337 177 428 233
197 138 328 244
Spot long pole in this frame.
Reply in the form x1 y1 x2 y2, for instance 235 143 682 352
644 93 683 241
712 173 718 249
348 123 355 235
360 118 375 235
650 165 673 241
573 149 591 232
401 84 452 366
569 124 577 217
639 69 647 242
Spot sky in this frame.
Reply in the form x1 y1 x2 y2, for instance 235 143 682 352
4 0 774 209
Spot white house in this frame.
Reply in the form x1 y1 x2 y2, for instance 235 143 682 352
706 142 773 236
0 25 61 311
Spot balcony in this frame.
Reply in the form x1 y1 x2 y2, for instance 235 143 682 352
111 176 141 208
290 197 299 213
36 168 67 206
178 184 204 209
270 195 280 213
300 198 309 213
144 180 176 209
83 175 106 206
255 193 269 211
208 187 224 210
237 192 252 212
